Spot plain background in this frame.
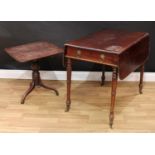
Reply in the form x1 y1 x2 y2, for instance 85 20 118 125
0 21 154 72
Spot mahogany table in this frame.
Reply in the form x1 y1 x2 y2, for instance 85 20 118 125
5 41 63 104
64 29 149 128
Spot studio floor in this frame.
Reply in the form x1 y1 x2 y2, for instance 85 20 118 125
0 79 155 132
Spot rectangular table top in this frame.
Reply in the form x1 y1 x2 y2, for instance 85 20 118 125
65 29 149 54
65 29 149 80
5 41 63 62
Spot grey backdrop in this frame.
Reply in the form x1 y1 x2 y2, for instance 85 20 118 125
0 21 154 71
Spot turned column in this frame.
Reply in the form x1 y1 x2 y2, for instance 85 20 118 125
139 64 144 94
109 67 118 128
65 58 72 112
21 61 58 104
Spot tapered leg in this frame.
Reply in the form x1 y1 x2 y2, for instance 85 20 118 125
65 58 72 112
109 67 118 128
101 65 105 86
139 64 144 94
21 82 35 104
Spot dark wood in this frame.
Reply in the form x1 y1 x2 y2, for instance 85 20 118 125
65 29 149 79
119 36 149 79
109 67 118 128
21 81 35 104
66 46 119 67
5 41 63 62
21 61 59 104
139 64 144 94
65 30 147 53
65 29 150 127
101 65 105 86
4 41 62 104
65 58 72 112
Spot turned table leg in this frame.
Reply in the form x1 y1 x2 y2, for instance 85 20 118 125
101 65 105 86
139 64 144 94
109 67 118 128
65 58 72 112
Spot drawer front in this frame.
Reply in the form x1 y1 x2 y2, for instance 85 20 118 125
65 47 119 66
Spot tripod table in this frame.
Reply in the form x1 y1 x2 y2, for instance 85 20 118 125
5 41 63 104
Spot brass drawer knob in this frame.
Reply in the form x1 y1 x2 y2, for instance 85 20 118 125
100 54 105 60
76 50 81 57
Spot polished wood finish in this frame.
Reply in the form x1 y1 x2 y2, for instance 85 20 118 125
139 64 144 94
0 79 155 132
65 29 149 127
5 41 63 62
101 66 105 86
66 46 119 67
65 58 72 112
4 41 63 104
65 30 149 79
21 61 59 104
109 67 118 128
119 36 149 79
65 30 148 54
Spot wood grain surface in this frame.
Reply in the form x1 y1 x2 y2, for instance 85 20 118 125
5 41 63 62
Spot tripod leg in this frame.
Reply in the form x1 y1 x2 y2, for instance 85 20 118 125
39 81 59 96
21 82 35 104
32 61 59 96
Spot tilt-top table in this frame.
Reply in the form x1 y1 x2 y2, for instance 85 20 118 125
5 41 63 104
64 29 149 128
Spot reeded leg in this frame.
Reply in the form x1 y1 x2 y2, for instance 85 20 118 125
139 64 144 94
21 82 35 104
65 58 72 112
101 65 105 86
109 67 118 128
